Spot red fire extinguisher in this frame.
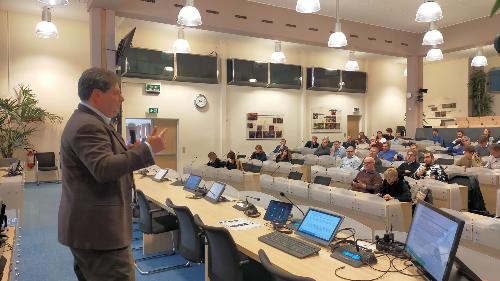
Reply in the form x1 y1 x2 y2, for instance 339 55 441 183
26 148 36 169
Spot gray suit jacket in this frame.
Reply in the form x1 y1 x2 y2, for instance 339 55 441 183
58 104 155 250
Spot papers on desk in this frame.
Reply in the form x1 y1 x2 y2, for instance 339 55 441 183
219 218 261 231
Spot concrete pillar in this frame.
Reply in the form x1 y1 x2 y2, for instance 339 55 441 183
406 56 424 138
89 8 115 70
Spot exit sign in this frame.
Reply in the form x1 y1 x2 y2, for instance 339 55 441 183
148 108 158 114
145 83 161 94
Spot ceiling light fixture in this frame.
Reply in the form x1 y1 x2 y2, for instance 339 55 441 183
172 27 191 54
35 6 58 39
415 0 443 23
328 0 347 48
426 46 443 61
345 51 359 71
38 0 68 5
471 48 487 67
296 0 321 13
270 41 286 63
177 0 202 27
422 22 443 45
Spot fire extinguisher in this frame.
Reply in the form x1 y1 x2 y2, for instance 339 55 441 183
26 148 36 169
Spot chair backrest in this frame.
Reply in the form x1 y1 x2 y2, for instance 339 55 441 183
35 152 56 167
193 215 244 281
165 198 204 263
258 249 315 281
136 190 152 233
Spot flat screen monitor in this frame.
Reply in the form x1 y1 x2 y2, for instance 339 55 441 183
263 200 293 224
295 208 344 246
404 202 464 281
205 182 226 203
183 175 202 192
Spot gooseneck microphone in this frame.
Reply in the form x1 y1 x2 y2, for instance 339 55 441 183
270 164 281 177
279 192 305 217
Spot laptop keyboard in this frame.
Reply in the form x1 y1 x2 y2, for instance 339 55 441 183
258 232 321 258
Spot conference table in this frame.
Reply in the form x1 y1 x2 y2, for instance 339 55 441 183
135 174 423 281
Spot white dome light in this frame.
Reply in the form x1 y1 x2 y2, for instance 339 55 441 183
172 27 191 53
422 22 443 45
177 0 202 27
296 0 321 13
38 0 68 5
416 1 443 23
345 51 359 71
426 47 443 61
35 7 58 39
270 41 286 63
328 0 347 48
471 48 487 67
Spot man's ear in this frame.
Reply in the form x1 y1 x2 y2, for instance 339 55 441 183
88 89 102 102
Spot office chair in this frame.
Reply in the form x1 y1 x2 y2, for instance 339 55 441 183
34 152 60 185
134 190 179 275
193 214 271 281
258 249 316 281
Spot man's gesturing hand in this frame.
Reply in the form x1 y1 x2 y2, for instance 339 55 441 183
147 127 167 153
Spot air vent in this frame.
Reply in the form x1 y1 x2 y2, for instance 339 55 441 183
235 15 247 19
141 0 155 3
261 19 273 24
368 37 376 41
349 34 359 38
285 24 296 28
308 27 319 31
174 3 183 8
206 10 219 15
401 42 409 46
385 40 392 44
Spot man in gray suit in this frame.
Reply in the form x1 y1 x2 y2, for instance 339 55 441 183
58 68 167 281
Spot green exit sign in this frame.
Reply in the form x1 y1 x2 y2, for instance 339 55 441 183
145 83 161 94
148 108 158 114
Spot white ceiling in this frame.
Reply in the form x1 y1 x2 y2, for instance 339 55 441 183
0 0 88 22
249 0 499 33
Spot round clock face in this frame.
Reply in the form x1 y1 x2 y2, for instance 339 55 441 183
194 94 208 108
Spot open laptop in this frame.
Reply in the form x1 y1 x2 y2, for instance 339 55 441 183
183 175 202 193
404 202 466 281
295 208 344 246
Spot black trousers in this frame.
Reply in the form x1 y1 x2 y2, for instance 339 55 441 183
71 246 135 281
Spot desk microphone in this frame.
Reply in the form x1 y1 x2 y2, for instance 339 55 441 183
190 156 198 165
270 164 281 177
279 192 305 217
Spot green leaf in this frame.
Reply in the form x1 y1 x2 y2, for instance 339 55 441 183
492 0 500 17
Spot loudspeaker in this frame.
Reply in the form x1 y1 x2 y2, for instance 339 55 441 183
495 34 500 54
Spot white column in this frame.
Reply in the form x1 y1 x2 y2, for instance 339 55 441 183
89 8 115 70
406 56 424 138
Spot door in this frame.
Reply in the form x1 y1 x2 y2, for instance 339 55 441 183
347 115 362 138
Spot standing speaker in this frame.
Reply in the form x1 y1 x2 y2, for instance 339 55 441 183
495 34 500 53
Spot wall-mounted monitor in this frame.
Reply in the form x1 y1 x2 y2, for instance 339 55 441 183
174 53 219 84
269 63 302 89
341 71 367 93
489 67 500 93
306 67 341 92
227 59 268 87
121 47 174 80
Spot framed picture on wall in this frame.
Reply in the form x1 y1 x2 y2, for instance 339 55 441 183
246 113 284 140
311 107 342 133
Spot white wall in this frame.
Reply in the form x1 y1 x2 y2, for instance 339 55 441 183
0 10 89 158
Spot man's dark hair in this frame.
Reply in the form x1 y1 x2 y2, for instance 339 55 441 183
457 130 464 134
479 135 489 144
78 68 120 101
432 128 439 133
463 145 476 153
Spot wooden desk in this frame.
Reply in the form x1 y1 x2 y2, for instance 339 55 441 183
135 175 423 281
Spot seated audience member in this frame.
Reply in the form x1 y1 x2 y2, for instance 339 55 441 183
454 145 481 168
378 168 412 202
377 142 402 162
413 151 449 182
430 128 445 146
330 140 346 158
356 132 369 144
450 136 471 156
359 146 383 173
304 135 319 149
275 148 292 163
314 138 331 156
207 152 223 168
369 136 383 151
351 157 383 194
376 130 387 143
483 143 500 169
383 128 394 141
250 145 267 161
325 136 334 148
448 130 464 151
272 138 288 154
397 151 420 178
475 136 490 157
342 135 357 149
482 128 494 145
410 144 424 163
340 146 361 170
391 131 405 145
225 151 242 170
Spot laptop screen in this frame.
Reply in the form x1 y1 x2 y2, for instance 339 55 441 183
184 175 202 191
405 202 464 281
263 200 293 224
295 208 344 246
206 182 225 202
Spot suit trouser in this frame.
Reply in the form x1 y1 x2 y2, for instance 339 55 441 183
71 246 135 281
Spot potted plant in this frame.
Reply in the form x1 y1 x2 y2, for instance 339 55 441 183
469 70 494 117
0 85 62 160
